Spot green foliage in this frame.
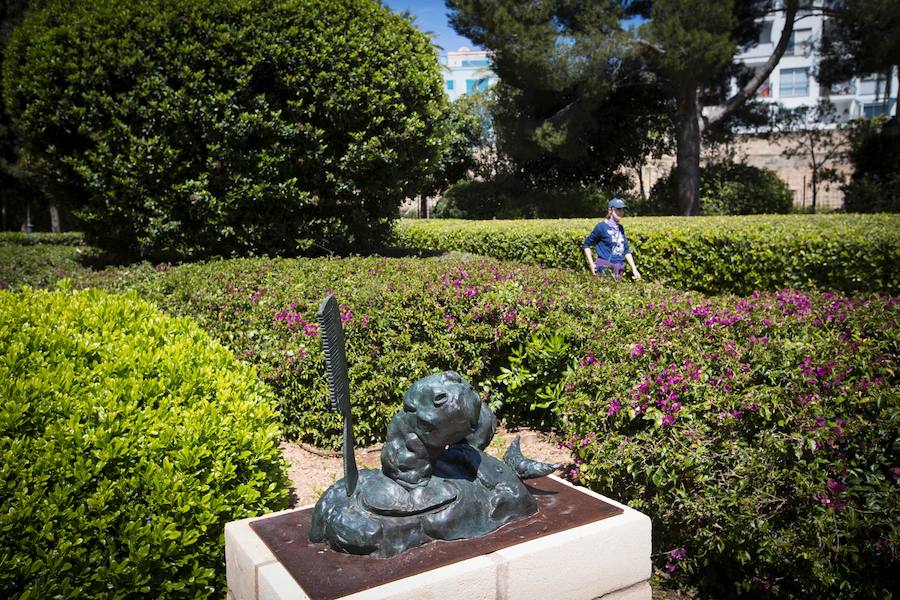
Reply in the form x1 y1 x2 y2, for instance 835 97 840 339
3 0 447 259
0 242 895 595
843 117 900 213
434 176 612 219
556 290 899 598
0 287 289 598
392 214 900 295
494 332 574 426
818 0 900 89
422 91 494 198
446 0 669 190
646 161 794 215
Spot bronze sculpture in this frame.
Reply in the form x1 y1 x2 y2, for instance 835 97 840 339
309 295 560 558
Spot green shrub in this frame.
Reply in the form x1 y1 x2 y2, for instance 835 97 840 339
0 287 289 598
646 161 794 215
3 0 447 259
108 256 627 447
555 290 899 598
0 240 98 290
0 232 84 246
391 214 900 295
843 117 900 213
434 176 613 219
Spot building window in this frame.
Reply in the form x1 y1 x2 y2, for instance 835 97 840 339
465 79 490 94
863 103 889 119
461 59 490 68
785 28 812 56
446 80 454 91
758 22 772 44
780 68 809 97
859 74 888 97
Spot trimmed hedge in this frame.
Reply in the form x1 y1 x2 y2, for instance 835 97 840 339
391 214 900 295
1 241 897 596
0 288 289 598
4 0 447 259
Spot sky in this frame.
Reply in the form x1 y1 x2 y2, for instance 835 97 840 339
381 0 481 55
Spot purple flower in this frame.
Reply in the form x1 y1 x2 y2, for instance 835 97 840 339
607 399 622 416
661 413 675 427
631 344 645 358
669 547 687 561
826 479 848 494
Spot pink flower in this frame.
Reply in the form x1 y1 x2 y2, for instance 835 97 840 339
607 399 622 416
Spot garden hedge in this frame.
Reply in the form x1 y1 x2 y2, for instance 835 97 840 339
391 214 900 295
1 240 897 596
0 287 289 598
3 0 447 259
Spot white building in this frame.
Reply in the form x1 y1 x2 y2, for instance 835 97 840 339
439 47 497 101
734 4 898 121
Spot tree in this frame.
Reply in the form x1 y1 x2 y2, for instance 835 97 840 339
841 115 900 212
4 0 448 258
446 0 669 195
419 91 494 217
639 0 801 215
768 101 849 212
447 0 802 215
818 0 899 117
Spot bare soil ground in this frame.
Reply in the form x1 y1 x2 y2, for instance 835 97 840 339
281 427 573 507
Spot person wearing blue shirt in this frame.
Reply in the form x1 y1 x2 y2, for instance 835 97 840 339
583 198 641 280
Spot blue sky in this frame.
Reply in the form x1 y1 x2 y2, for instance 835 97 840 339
382 0 481 54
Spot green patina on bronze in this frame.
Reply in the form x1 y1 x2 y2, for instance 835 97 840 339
310 295 560 558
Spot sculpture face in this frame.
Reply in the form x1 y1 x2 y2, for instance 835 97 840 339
402 372 481 451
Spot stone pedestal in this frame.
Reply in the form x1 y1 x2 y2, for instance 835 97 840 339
226 475 651 600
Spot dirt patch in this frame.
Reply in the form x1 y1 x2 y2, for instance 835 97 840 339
282 427 574 507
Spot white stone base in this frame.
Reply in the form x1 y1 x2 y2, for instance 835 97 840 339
226 476 651 600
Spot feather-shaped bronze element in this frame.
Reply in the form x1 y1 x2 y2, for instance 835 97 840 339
317 295 358 495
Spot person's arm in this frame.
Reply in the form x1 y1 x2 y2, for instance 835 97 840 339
625 252 641 280
583 224 601 275
583 246 596 274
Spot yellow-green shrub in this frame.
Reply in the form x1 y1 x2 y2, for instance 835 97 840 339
0 288 288 598
392 214 900 295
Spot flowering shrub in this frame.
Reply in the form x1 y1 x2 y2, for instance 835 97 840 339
555 290 899 597
114 255 617 447
2 238 896 595
392 214 900 295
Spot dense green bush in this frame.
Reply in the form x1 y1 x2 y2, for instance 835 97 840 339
843 117 900 213
645 161 794 215
556 290 898 597
0 287 289 598
434 176 613 219
0 234 105 290
3 0 446 259
102 256 622 447
392 214 900 295
0 243 895 596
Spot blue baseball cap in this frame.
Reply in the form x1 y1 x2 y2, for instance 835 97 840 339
608 198 626 209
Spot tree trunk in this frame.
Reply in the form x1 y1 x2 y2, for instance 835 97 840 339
675 87 703 216
49 197 61 233
811 166 817 213
419 195 428 219
635 165 647 201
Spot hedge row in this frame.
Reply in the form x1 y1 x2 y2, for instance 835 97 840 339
1 241 897 596
0 288 289 598
391 214 900 295
92 254 897 597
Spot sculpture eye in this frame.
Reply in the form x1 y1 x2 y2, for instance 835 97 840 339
433 392 448 407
